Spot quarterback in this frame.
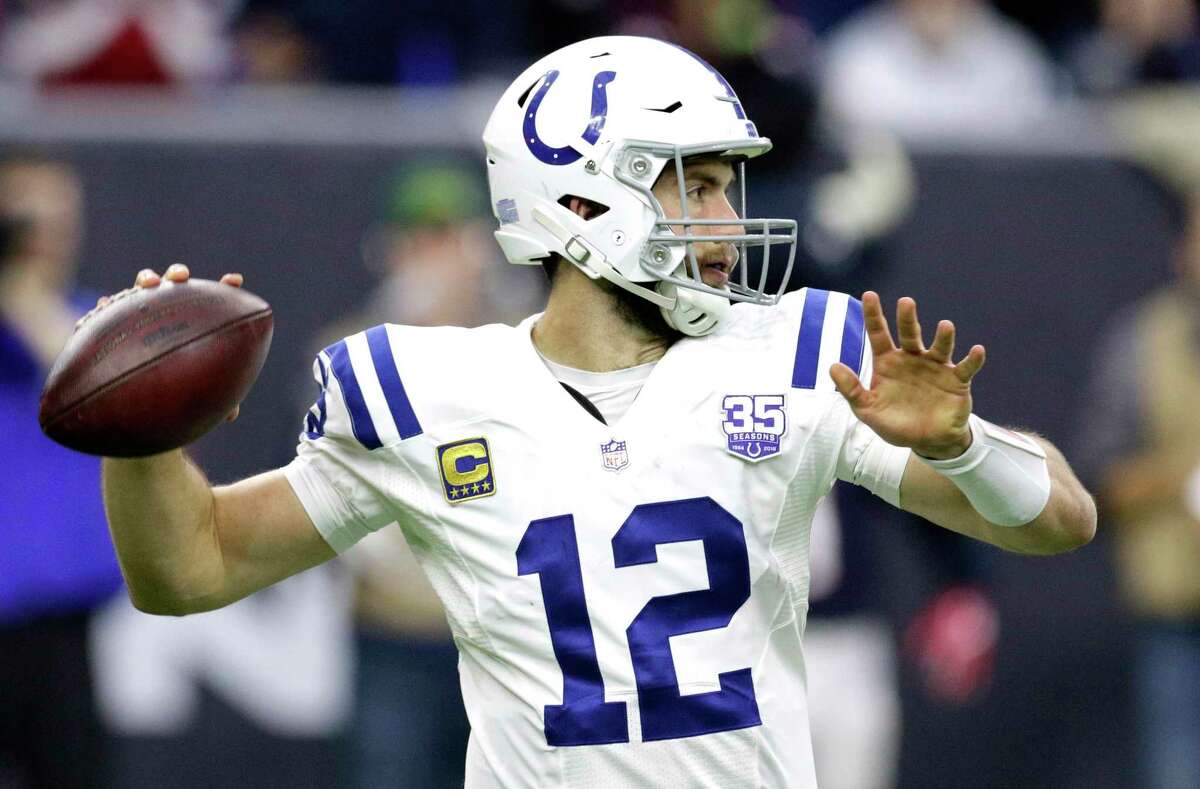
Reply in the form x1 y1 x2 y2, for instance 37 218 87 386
102 37 1095 788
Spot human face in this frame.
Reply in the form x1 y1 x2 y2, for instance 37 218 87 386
0 162 83 287
651 158 744 289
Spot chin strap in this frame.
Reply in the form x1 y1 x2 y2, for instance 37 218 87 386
532 206 675 310
532 204 728 337
658 280 728 337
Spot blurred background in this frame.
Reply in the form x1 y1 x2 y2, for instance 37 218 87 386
1 1 1199 788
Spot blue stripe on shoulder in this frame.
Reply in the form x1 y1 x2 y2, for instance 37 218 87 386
791 289 829 389
365 325 422 440
325 339 382 450
304 355 329 439
839 297 866 376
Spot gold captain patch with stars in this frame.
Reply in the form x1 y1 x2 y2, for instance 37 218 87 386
436 437 496 504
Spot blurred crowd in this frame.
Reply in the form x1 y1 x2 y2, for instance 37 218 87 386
0 0 1197 106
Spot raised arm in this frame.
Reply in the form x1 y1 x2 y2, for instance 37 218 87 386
101 266 333 615
831 292 1096 555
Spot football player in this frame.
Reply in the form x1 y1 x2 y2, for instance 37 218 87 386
100 37 1095 788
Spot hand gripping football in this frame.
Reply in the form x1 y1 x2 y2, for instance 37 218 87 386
39 278 274 457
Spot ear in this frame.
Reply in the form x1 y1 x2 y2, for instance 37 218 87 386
567 196 593 220
561 195 608 221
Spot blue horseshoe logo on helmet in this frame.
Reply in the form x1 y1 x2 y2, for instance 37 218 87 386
523 69 617 166
671 44 759 139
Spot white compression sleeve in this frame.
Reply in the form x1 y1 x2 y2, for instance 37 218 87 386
840 425 911 508
918 414 1051 527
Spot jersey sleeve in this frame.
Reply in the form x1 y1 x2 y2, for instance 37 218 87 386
283 328 423 554
785 288 867 392
782 288 911 506
833 327 911 506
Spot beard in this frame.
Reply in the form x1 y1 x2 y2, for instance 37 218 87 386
596 276 683 343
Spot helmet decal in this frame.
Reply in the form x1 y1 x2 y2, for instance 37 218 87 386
523 69 617 166
581 71 617 145
670 45 758 138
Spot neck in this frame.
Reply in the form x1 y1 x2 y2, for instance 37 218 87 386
533 264 675 372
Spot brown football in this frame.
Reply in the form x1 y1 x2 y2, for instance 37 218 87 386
39 278 274 457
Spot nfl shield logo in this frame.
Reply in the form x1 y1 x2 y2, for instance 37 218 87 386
600 439 629 472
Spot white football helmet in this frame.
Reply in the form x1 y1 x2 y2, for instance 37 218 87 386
483 36 798 336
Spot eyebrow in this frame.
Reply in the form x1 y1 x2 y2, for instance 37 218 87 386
684 170 731 189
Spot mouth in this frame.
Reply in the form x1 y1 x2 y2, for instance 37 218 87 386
699 259 731 287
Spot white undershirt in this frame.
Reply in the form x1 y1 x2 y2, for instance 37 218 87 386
538 354 656 425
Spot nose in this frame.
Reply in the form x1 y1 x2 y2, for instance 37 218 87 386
703 193 744 239
691 195 743 273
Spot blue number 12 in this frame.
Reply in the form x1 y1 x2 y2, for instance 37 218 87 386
516 497 762 747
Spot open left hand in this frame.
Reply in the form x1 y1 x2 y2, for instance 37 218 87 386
830 291 986 460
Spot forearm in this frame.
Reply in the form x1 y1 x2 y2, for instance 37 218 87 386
102 450 225 614
901 434 1097 555
1006 437 1096 553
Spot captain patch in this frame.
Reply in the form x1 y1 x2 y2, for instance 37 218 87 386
437 437 496 504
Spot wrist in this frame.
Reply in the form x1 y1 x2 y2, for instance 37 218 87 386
102 448 187 473
915 424 974 461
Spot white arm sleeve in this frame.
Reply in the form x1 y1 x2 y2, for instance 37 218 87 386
836 417 911 507
918 414 1051 527
834 346 912 507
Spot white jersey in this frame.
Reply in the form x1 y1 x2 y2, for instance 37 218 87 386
284 287 910 789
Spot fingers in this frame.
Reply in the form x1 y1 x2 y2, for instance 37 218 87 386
135 269 160 288
865 292 980 379
829 362 869 408
88 263 219 333
954 344 986 383
896 297 924 353
225 405 240 422
137 263 188 288
862 291 896 356
135 266 179 288
134 265 241 289
928 320 955 364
